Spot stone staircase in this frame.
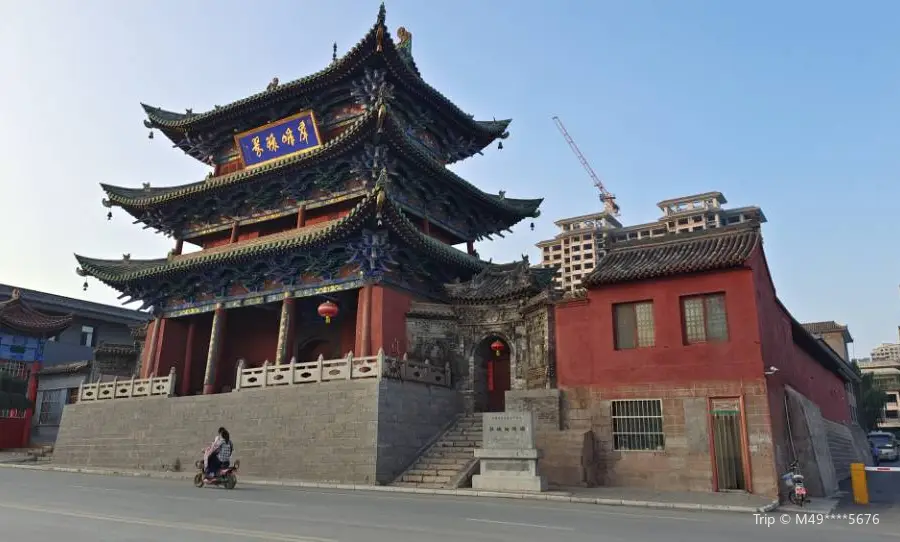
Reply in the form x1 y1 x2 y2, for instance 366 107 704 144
392 414 482 488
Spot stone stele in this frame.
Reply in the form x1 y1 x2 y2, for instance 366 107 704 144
471 411 547 492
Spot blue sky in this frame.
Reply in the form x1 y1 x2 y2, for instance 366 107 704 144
1 0 897 356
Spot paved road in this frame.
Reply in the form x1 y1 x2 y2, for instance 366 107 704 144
1 468 898 542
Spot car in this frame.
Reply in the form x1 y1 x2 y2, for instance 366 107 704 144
868 431 900 462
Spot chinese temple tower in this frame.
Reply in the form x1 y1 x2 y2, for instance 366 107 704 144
75 5 556 412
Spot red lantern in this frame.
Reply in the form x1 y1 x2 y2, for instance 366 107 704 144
491 340 505 357
317 301 339 324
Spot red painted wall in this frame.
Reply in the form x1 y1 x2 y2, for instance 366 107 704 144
555 267 763 388
0 418 26 449
220 306 281 390
154 318 189 378
750 249 851 426
370 285 412 356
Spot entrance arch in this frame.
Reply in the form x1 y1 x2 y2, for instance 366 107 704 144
296 338 336 361
474 335 511 412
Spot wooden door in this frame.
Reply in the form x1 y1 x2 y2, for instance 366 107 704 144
711 398 748 491
486 358 510 412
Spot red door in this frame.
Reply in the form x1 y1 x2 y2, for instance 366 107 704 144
486 358 511 412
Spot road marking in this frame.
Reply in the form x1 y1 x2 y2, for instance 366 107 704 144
273 487 711 522
260 513 519 542
0 501 334 542
466 518 575 531
219 498 295 507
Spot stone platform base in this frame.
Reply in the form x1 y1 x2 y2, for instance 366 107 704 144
53 380 460 485
472 473 547 492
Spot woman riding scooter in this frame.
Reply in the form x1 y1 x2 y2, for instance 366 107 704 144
203 427 233 481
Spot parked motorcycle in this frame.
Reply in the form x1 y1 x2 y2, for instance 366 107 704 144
781 460 808 506
193 458 240 489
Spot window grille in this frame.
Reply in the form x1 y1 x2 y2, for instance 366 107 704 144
37 389 66 426
0 361 29 419
681 293 729 344
611 399 665 451
613 302 655 349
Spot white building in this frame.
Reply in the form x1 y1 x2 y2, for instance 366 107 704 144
536 191 766 294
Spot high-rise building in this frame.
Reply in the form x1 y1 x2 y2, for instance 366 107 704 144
536 191 766 293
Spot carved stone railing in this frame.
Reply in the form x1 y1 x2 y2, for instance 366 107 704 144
78 367 177 402
234 348 451 390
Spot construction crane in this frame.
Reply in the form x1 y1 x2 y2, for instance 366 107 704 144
551 116 620 217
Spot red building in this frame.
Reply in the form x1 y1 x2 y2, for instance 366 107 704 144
0 290 73 449
554 222 863 497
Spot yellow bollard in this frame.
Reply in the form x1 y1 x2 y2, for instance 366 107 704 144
850 463 869 505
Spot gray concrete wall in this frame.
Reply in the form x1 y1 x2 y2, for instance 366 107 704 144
54 316 135 350
785 387 839 497
43 342 94 365
824 419 872 481
375 379 462 483
53 379 462 485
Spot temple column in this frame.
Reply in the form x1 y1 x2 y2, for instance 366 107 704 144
274 297 296 365
202 305 227 394
21 361 40 448
360 285 373 356
141 317 162 378
296 205 306 228
173 239 184 256
150 318 168 377
466 241 475 255
180 318 196 396
229 222 239 243
422 217 431 236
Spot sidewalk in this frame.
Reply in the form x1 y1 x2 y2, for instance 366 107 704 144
0 450 37 464
0 461 778 514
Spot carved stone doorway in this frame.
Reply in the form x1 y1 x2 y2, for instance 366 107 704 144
475 336 511 412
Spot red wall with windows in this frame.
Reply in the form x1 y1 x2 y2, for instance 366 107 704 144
555 267 763 387
554 246 853 423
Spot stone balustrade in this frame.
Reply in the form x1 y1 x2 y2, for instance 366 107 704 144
235 348 451 390
78 367 177 402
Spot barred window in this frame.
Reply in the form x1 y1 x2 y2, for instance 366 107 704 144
0 361 29 419
845 382 858 425
37 389 66 426
681 293 728 344
611 399 665 451
613 301 655 350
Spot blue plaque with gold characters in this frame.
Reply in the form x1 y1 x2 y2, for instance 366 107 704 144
234 110 323 168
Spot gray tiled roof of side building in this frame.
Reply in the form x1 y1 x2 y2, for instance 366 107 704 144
0 283 151 326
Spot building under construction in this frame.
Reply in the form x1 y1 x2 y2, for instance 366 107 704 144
536 191 766 293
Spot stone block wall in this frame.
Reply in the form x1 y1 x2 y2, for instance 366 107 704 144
54 381 381 483
506 389 561 429
537 430 596 487
53 379 462 485
785 386 839 497
375 379 462 483
558 380 779 496
824 419 869 482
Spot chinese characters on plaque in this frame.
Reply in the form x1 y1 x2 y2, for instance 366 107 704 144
235 110 322 167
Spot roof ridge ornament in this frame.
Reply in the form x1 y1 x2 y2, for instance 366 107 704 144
10 288 20 300
396 26 412 58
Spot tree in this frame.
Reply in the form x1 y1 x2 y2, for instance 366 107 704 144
0 372 32 411
851 361 889 432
